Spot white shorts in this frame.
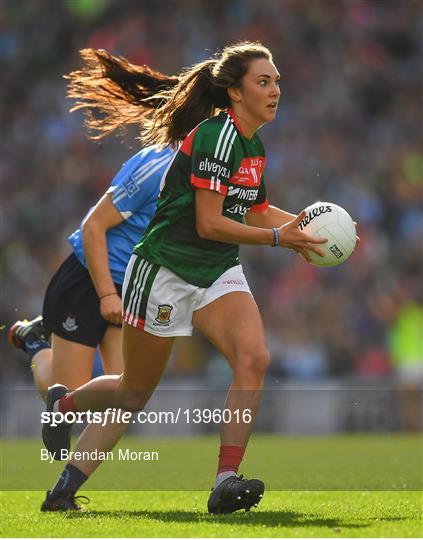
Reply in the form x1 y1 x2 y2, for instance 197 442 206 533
122 255 252 336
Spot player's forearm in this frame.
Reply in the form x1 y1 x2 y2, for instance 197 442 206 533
266 205 297 226
82 223 117 297
197 214 274 246
246 205 297 229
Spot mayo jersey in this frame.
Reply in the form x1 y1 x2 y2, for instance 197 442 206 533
134 109 269 287
69 145 175 285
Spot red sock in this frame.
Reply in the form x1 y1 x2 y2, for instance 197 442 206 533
58 393 77 413
217 445 245 474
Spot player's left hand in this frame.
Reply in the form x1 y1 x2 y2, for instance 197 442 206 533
278 211 327 262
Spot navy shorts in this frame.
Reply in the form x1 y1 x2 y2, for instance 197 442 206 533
42 253 122 348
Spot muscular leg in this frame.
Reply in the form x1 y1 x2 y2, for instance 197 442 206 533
69 326 127 476
50 334 95 389
71 323 174 412
29 334 95 400
30 349 53 400
192 292 269 449
99 325 123 375
45 324 174 507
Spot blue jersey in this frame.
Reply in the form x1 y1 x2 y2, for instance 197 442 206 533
69 145 175 284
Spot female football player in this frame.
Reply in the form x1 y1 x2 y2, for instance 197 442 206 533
42 41 331 514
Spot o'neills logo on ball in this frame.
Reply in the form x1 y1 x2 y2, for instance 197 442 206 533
299 205 332 231
155 304 173 325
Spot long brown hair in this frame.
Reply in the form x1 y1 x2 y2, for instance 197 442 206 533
66 42 272 146
65 48 179 140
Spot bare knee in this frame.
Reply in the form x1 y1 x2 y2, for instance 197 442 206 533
232 349 270 388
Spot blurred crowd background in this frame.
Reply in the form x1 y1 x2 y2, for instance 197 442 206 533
1 0 422 430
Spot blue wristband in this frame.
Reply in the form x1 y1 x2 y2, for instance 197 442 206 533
272 227 279 247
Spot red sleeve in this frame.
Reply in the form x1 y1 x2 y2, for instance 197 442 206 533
249 198 269 213
249 175 268 212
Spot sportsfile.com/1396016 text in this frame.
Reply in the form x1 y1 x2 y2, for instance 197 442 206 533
40 408 253 427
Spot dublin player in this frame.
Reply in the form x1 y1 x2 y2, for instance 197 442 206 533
9 49 179 511
42 41 327 514
9 144 175 511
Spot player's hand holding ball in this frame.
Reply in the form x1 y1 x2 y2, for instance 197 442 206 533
277 211 328 263
296 202 358 267
278 202 358 266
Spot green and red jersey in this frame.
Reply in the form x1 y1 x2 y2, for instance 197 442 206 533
134 108 269 287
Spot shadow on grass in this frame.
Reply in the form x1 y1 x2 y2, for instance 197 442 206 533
64 509 380 529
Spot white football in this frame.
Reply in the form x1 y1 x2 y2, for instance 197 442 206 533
299 201 357 267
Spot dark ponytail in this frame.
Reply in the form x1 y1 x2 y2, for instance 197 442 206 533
65 48 179 140
142 59 224 147
66 42 272 146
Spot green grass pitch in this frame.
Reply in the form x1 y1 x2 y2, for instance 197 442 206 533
1 490 421 537
1 435 422 537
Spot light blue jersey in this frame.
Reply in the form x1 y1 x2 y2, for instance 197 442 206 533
69 145 175 285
